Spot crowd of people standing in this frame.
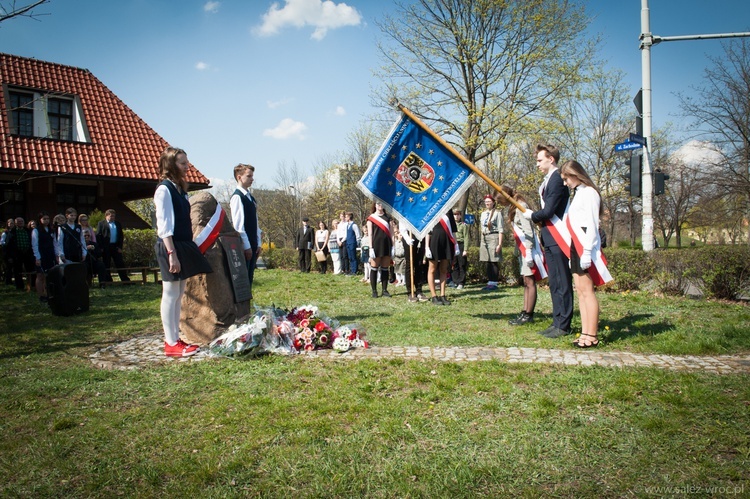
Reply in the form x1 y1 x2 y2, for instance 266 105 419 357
1 207 134 303
290 143 608 349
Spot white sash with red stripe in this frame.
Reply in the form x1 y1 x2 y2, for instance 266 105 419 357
194 203 225 254
512 224 548 281
565 216 612 286
367 213 391 239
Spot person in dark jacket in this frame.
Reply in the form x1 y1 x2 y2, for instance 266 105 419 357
96 209 131 282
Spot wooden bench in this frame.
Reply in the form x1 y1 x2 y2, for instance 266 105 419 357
22 267 162 287
99 267 161 285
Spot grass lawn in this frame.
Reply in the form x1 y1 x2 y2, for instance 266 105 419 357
0 270 748 497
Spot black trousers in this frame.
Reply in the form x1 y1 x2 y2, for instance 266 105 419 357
404 240 427 296
102 244 130 281
298 249 311 272
452 242 467 285
544 244 573 331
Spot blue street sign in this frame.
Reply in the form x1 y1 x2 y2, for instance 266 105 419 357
615 141 643 152
464 214 475 225
629 133 646 146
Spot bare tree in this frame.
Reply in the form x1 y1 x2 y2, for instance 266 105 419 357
679 39 750 245
374 0 596 212
0 0 49 24
552 67 634 243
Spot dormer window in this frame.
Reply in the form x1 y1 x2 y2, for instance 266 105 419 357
48 97 73 141
6 87 89 143
9 91 33 137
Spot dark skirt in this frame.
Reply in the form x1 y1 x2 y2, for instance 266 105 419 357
371 227 393 258
570 244 586 275
155 239 213 282
428 223 452 261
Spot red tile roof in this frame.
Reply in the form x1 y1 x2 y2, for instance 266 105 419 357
0 53 209 185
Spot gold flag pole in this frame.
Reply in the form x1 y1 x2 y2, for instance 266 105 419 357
394 101 527 213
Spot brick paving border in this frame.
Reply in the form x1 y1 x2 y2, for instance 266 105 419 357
89 334 750 374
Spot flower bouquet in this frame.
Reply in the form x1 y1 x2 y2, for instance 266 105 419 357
208 304 367 358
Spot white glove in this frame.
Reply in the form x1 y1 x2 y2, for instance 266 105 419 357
525 256 534 268
425 248 433 259
580 250 592 270
369 248 375 259
454 245 460 256
521 209 533 220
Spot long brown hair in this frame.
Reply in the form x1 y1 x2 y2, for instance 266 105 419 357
559 160 603 217
158 147 188 192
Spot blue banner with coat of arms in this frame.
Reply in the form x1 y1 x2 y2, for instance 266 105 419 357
357 112 476 240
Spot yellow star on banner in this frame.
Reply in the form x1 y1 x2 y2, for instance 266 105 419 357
401 145 407 151
421 195 428 202
429 149 434 155
396 191 402 197
388 180 394 186
408 196 415 203
437 160 443 167
433 188 439 194
438 175 444 181
415 143 422 149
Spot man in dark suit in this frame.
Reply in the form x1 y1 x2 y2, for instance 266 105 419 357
522 144 573 338
230 163 261 300
96 209 130 282
295 217 314 272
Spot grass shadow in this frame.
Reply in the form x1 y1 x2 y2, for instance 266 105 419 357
601 312 677 342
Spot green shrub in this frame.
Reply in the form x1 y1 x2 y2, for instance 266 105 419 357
688 246 750 300
122 229 158 267
601 247 654 292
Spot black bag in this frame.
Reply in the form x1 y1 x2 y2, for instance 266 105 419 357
47 262 89 316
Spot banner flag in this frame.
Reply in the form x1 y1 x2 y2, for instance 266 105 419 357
357 112 476 240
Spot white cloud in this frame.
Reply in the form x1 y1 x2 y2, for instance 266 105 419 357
195 61 210 71
204 1 220 13
333 105 346 116
263 118 308 140
267 97 293 109
673 140 723 166
255 0 362 40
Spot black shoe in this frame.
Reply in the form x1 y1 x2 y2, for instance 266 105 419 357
538 325 556 336
381 290 391 298
543 326 571 338
509 312 533 326
431 296 444 306
440 296 451 306
371 291 379 298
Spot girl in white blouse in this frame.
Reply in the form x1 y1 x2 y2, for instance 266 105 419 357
559 160 605 348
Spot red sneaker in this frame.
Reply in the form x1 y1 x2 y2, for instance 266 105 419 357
164 339 200 357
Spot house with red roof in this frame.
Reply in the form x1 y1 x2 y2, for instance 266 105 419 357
0 53 210 228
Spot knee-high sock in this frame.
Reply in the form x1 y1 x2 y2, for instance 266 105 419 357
370 269 378 293
380 267 389 291
161 279 186 345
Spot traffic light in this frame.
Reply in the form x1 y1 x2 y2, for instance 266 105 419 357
624 152 642 197
654 168 669 195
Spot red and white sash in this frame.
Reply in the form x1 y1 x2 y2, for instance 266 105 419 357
512 224 548 281
194 203 225 254
565 216 612 286
367 213 391 239
438 214 459 255
544 214 571 258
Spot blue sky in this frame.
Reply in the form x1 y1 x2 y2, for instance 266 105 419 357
2 0 749 190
